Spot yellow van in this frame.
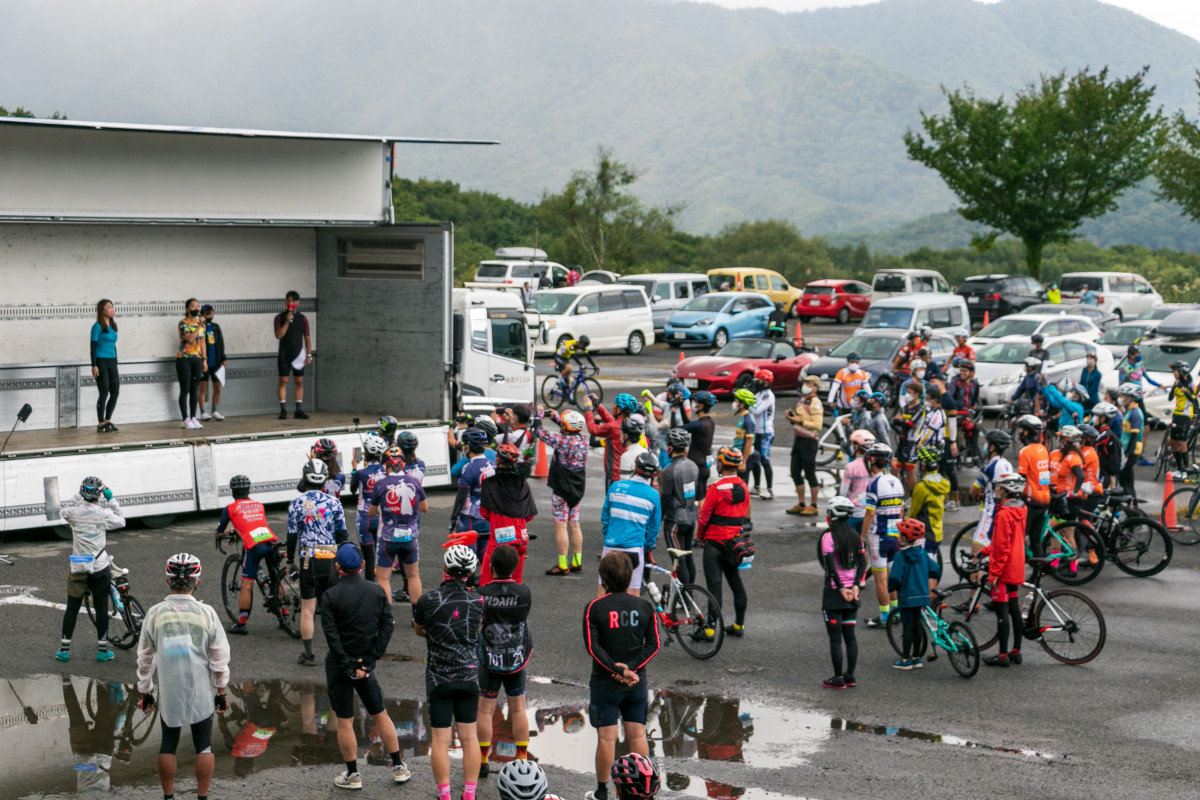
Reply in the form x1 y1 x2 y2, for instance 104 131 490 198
706 268 803 315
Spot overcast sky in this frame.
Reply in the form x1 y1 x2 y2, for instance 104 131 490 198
696 0 1200 44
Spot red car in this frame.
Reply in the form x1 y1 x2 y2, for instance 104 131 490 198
798 279 872 324
670 338 818 395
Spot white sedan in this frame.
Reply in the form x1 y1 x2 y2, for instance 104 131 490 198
974 335 1114 412
968 313 1102 348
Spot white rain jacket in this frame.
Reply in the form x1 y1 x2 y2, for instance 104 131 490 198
61 493 125 573
136 594 230 727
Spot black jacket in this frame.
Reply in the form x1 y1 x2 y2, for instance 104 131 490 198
320 572 394 676
583 592 660 692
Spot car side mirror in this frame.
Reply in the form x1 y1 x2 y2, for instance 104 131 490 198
651 296 659 303
729 308 742 315
774 354 787 362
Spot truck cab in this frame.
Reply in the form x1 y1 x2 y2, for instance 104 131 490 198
452 289 538 415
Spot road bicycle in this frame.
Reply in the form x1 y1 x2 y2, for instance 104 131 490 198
1152 420 1200 482
948 508 1106 586
884 588 980 678
640 547 725 660
1160 465 1200 545
83 563 145 650
218 535 301 638
814 410 853 466
941 551 1106 665
1043 490 1172 581
540 364 603 410
85 680 158 759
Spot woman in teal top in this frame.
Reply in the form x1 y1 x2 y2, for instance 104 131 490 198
90 299 120 433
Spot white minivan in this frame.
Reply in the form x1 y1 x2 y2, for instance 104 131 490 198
1058 272 1162 321
617 273 711 330
856 294 970 334
870 268 951 300
533 286 657 356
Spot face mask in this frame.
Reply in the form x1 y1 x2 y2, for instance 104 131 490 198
1118 396 1127 406
913 370 926 380
287 302 298 311
189 308 200 317
802 385 813 396
909 393 920 405
851 398 863 409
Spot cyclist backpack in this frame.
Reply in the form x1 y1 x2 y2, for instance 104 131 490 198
727 531 756 567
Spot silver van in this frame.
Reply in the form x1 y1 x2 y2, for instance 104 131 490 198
856 294 970 334
870 268 951 300
617 273 711 330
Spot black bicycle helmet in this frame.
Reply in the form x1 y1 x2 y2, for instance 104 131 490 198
577 335 591 348
461 427 488 451
474 415 499 439
633 452 660 478
1031 333 1044 345
229 474 252 494
867 442 893 467
397 430 419 451
312 437 338 459
692 390 716 410
1078 423 1099 443
985 428 1012 451
79 476 105 502
665 427 692 451
611 753 660 799
1127 344 1141 355
377 415 400 440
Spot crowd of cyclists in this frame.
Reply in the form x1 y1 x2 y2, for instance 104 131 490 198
45 319 1198 797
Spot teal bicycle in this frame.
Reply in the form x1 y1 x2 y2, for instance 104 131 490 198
540 365 602 410
885 588 980 678
949 513 1105 586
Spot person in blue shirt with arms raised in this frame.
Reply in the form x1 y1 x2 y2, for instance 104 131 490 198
598 453 663 597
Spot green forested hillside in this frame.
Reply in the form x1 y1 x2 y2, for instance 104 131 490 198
2 0 1198 240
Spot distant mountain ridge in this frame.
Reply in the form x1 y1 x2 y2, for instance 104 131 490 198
1 0 1197 242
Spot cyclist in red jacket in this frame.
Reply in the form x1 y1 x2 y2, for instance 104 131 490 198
697 447 752 639
979 473 1027 668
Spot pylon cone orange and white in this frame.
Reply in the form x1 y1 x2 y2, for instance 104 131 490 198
1163 468 1178 530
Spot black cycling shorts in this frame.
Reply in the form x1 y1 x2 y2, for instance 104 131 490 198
428 680 480 728
326 661 386 719
159 716 214 755
278 351 305 377
480 667 527 699
553 356 570 372
588 685 648 728
1170 415 1191 442
298 557 338 600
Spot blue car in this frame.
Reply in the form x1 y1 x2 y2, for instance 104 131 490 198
665 291 774 348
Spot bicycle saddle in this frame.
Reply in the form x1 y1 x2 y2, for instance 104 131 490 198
1026 556 1057 568
932 589 953 600
666 548 693 558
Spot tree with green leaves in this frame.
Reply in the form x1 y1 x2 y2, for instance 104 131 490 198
538 146 683 271
0 105 66 119
904 67 1164 279
1156 72 1200 226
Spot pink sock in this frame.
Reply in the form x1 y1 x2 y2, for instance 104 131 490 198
464 781 478 800
438 784 452 800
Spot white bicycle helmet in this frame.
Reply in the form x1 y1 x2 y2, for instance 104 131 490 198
497 760 549 800
1091 401 1119 418
363 431 388 457
993 473 1026 495
560 410 586 433
909 359 927 372
953 328 969 339
302 458 329 486
827 496 856 519
443 544 478 578
1118 382 1143 398
1058 425 1083 443
1023 357 1042 369
165 552 202 582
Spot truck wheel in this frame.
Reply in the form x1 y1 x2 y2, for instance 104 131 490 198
713 329 729 349
141 514 177 529
626 331 646 355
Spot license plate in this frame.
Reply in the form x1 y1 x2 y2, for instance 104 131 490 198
672 331 686 339
809 299 820 306
683 379 698 388
969 296 979 303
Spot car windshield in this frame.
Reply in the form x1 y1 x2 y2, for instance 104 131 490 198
975 340 1032 364
829 335 899 360
684 295 732 313
1058 277 1095 293
532 293 577 314
872 273 906 292
717 340 774 359
709 274 738 292
977 318 1040 338
804 285 835 295
1138 344 1200 373
1098 325 1149 345
860 306 913 329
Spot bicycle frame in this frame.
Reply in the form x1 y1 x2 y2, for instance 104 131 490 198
645 562 686 629
919 605 965 652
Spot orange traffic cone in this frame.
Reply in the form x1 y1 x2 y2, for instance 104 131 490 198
532 437 549 479
793 319 804 347
679 350 685 363
1163 468 1178 530
981 310 990 330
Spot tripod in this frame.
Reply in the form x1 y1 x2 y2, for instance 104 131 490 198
0 403 33 566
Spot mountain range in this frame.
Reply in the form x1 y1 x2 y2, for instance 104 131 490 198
2 0 1199 245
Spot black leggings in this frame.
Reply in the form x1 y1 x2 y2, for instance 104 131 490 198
62 569 111 644
95 358 119 423
748 446 773 491
667 523 696 586
823 608 858 677
702 542 747 626
1025 503 1047 559
791 436 818 487
900 607 925 659
1118 451 1137 499
994 588 1023 655
160 716 214 755
175 357 203 419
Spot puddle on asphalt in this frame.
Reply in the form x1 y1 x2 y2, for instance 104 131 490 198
0 677 1052 798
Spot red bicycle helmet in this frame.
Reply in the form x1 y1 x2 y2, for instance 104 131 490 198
496 442 521 467
611 753 659 799
753 368 774 383
896 518 926 543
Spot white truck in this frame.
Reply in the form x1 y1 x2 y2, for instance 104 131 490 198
0 116 527 534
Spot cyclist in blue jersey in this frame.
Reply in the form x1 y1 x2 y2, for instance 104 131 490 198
599 453 663 597
350 432 389 580
969 429 1014 560
287 460 349 667
451 428 496 584
859 443 904 629
371 446 428 608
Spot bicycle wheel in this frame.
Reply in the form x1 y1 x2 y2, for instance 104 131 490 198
221 554 244 624
814 427 845 466
108 595 145 650
1043 522 1105 586
277 574 302 639
948 523 978 579
945 621 979 678
1153 435 1169 482
573 378 603 409
941 582 998 651
1162 486 1200 545
540 376 568 410
84 591 99 625
1110 516 1173 577
885 612 926 658
671 584 725 660
1032 588 1106 665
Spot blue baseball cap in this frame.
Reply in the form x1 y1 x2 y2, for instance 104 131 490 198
336 543 362 571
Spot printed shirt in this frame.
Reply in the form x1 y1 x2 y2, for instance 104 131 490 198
973 455 1013 527
217 499 277 550
863 472 905 539
477 579 533 674
371 474 426 542
1081 446 1103 496
952 344 976 363
205 321 218 365
1171 383 1197 418
458 455 496 519
1121 405 1144 449
287 491 346 549
540 429 589 471
352 462 386 514
555 339 585 360
839 457 872 518
136 594 230 728
404 459 427 484
751 389 776 434
734 411 756 453
831 367 868 407
177 318 204 358
1018 443 1051 506
413 579 485 692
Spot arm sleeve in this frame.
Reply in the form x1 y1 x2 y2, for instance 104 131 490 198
583 601 621 677
854 545 868 586
216 507 232 534
449 485 470 524
90 338 98 368
349 470 360 495
1070 464 1085 494
320 596 352 673
633 608 661 670
216 324 227 363
370 596 395 666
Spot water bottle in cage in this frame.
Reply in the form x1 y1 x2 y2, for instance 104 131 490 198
646 580 661 605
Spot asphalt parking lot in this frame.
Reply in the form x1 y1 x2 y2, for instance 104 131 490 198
3 320 1197 800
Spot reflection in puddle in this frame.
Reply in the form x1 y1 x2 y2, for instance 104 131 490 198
0 678 1051 799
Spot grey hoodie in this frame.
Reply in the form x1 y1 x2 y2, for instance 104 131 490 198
661 457 700 526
